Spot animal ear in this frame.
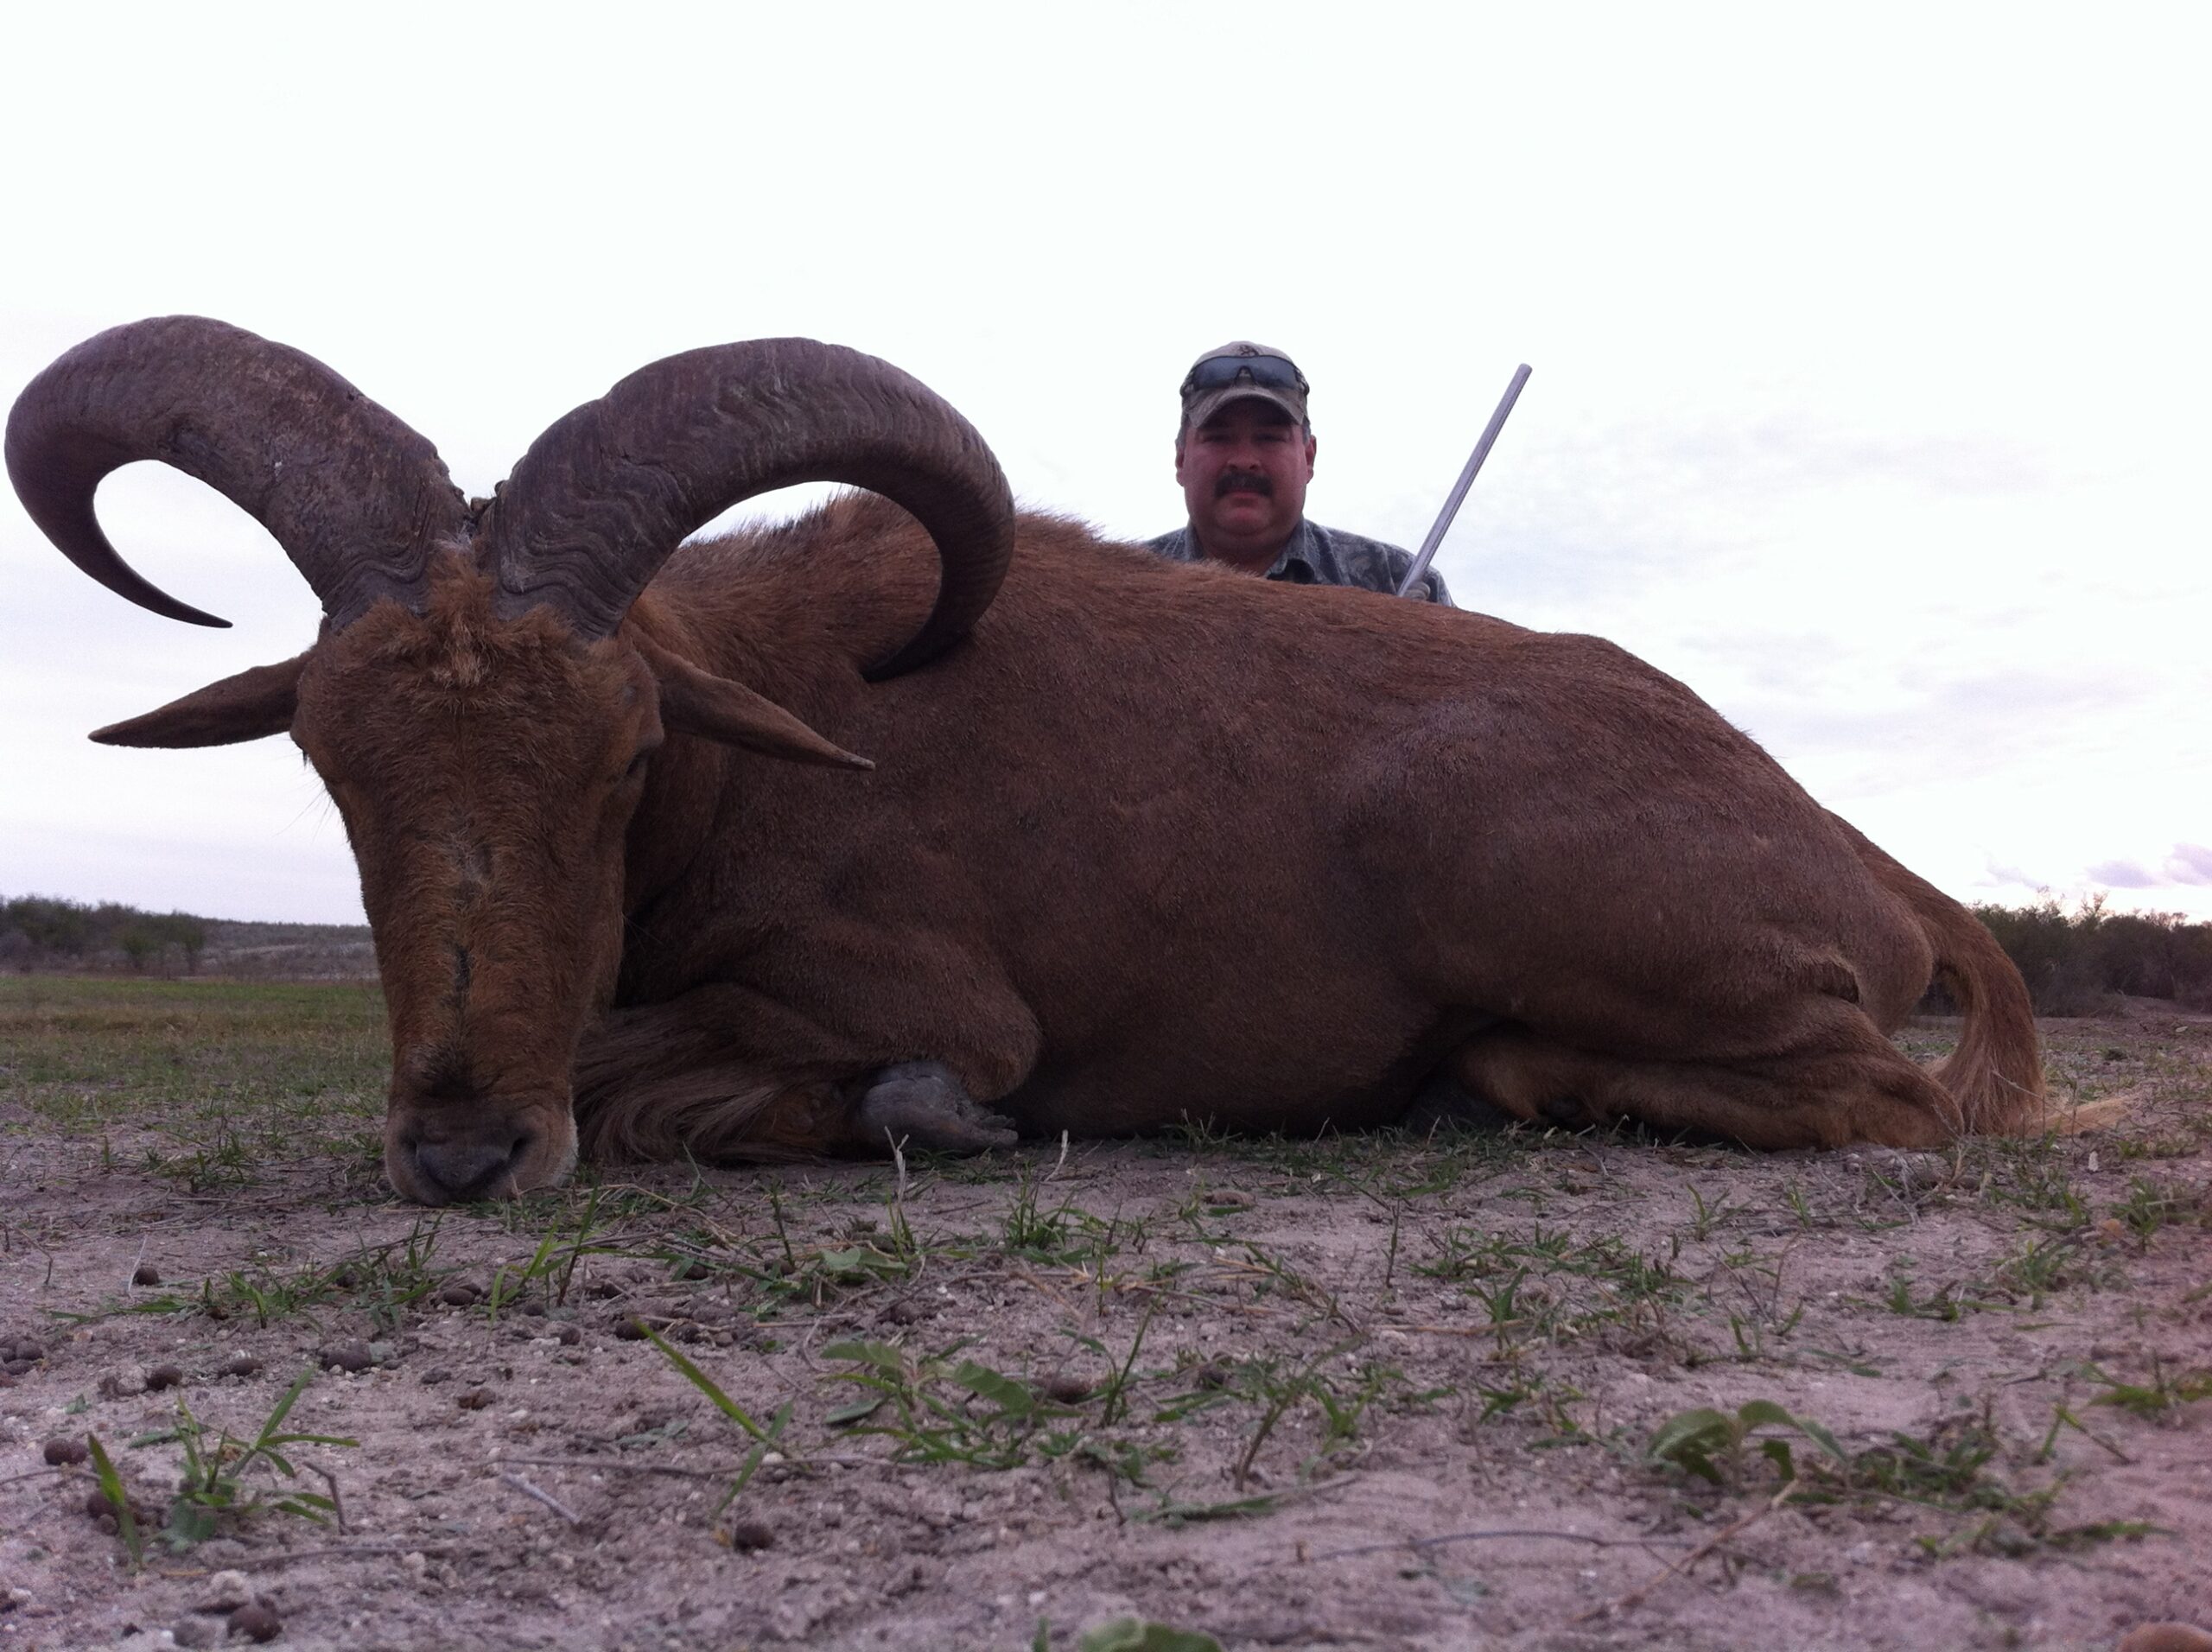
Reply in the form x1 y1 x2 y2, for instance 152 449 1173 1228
90 654 308 747
639 637 874 772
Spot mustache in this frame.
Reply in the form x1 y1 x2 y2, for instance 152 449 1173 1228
1214 468 1274 499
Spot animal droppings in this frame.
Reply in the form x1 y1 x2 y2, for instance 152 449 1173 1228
170 1614 222 1649
1044 1374 1094 1404
227 1601 283 1642
727 1518 775 1552
146 1363 185 1391
219 1353 263 1379
2119 1628 2212 1652
131 1264 162 1287
42 1438 89 1466
457 1388 493 1411
437 1281 481 1306
317 1340 374 1374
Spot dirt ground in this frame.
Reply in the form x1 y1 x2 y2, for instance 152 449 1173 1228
2 979 2208 1651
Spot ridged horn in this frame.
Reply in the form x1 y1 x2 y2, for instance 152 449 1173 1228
5 315 468 629
480 338 1013 678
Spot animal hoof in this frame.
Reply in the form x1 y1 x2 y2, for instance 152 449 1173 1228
1402 1072 1515 1133
856 1061 1017 1155
1537 1094 1587 1126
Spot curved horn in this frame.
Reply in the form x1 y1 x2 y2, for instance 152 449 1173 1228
6 315 468 628
481 338 1013 678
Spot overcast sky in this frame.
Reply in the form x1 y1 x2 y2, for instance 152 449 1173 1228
3 4 2205 925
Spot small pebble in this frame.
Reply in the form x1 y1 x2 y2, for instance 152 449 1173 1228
219 1354 263 1379
1044 1374 1093 1405
227 1601 282 1642
317 1340 373 1374
457 1388 493 1411
130 1264 162 1287
42 1438 89 1466
199 1570 253 1611
146 1363 185 1392
86 1489 122 1521
727 1518 775 1552
100 1364 149 1398
92 1513 118 1537
436 1282 480 1307
170 1614 222 1649
555 1324 582 1346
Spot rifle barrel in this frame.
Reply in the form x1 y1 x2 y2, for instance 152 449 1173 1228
1395 363 1532 598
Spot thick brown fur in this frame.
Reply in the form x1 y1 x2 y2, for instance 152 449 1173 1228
124 489 2044 1198
538 492 2043 1167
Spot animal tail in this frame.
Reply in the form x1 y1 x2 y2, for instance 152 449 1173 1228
1835 816 2048 1134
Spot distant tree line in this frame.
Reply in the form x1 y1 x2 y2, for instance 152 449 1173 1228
1 894 208 975
1967 896 2212 1016
6 889 2207 1010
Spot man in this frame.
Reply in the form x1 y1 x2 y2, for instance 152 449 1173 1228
1147 341 1451 605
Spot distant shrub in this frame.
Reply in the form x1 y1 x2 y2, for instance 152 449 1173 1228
1967 895 2212 1016
3 895 96 957
0 894 372 982
3 895 220 976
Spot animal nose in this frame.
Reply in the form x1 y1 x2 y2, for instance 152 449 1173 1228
409 1129 534 1203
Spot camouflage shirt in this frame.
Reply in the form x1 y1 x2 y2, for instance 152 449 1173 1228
1143 519 1452 606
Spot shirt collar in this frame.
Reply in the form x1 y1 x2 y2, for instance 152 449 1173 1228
1179 518 1318 581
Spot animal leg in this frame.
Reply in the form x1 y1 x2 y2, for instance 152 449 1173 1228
575 988 1027 1164
1455 1010 1964 1151
850 1060 1019 1155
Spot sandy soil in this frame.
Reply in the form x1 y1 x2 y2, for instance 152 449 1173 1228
2 1007 2208 1652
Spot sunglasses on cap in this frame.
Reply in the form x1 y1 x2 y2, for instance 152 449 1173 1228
1180 354 1309 397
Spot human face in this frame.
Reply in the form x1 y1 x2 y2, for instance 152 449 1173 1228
1175 400 1317 571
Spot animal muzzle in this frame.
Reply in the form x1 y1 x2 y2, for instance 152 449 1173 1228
385 1096 577 1205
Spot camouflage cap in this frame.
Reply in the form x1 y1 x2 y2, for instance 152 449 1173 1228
1179 341 1310 430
